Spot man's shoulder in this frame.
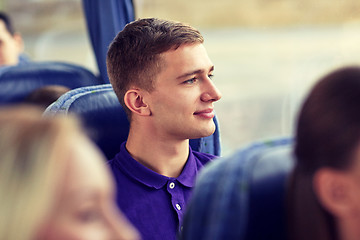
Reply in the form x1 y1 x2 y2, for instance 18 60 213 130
106 146 136 185
107 142 128 170
107 141 127 159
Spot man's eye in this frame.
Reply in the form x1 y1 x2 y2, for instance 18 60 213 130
184 78 197 84
208 74 214 80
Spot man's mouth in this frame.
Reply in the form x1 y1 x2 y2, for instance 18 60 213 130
193 108 215 119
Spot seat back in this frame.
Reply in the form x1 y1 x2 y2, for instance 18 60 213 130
0 61 101 104
181 137 294 240
44 84 221 159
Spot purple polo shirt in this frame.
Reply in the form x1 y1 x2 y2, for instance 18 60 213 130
108 142 216 240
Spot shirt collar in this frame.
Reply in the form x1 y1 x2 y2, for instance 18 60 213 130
176 149 198 188
115 142 198 189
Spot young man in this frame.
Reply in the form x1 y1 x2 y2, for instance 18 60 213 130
106 18 222 240
0 12 24 66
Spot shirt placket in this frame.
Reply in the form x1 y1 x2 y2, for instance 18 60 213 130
167 179 185 231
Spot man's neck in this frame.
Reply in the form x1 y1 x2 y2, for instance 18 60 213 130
125 128 190 178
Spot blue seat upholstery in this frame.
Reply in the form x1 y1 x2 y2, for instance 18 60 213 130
0 61 101 104
44 84 221 160
180 137 294 240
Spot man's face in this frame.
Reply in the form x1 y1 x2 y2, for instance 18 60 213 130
145 43 222 140
0 20 23 66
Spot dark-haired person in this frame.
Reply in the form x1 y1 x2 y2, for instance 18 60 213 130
288 66 360 240
0 12 25 66
24 85 70 110
106 18 222 240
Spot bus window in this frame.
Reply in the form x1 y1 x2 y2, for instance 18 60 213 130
5 0 97 74
135 0 360 155
5 0 360 155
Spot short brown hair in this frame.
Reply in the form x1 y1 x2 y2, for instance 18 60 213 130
106 18 204 118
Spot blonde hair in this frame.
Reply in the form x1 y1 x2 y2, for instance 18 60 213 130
0 106 81 240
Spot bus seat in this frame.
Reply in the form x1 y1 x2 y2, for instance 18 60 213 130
0 61 101 104
180 137 294 240
44 84 222 160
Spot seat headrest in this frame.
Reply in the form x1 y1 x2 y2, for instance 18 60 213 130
0 61 101 104
246 138 294 239
181 137 294 240
45 84 221 159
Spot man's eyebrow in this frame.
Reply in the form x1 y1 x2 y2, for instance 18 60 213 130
176 65 214 80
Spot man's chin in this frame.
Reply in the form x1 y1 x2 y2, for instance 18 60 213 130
188 126 216 139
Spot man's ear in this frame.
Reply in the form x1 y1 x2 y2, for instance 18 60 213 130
313 168 352 218
124 89 151 116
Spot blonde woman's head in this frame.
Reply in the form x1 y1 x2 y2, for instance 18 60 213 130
0 106 139 240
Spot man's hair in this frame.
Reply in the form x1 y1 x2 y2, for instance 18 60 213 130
106 18 204 118
0 12 15 36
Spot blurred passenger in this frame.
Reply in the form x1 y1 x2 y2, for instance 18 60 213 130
288 66 360 240
24 85 70 110
0 11 25 66
0 106 140 240
106 18 222 240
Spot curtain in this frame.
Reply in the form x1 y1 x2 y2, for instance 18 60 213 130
82 0 135 83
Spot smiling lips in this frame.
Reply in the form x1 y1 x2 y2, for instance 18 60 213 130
194 109 215 119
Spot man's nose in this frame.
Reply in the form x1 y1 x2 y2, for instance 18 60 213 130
200 79 222 102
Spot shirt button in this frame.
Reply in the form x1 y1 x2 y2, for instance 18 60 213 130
176 203 181 210
169 182 175 189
